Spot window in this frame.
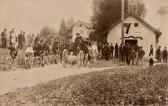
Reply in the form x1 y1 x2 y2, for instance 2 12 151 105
80 24 82 27
124 23 128 27
124 23 131 27
134 23 139 27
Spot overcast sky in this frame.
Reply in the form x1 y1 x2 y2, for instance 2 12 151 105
144 0 168 28
0 0 167 34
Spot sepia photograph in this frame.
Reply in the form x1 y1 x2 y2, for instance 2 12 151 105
0 0 168 105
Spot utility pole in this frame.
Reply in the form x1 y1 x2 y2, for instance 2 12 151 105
121 0 125 44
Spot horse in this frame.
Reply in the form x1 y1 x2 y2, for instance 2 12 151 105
78 50 85 67
62 49 69 67
67 52 78 66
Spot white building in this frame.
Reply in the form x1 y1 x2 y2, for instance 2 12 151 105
105 14 161 57
71 20 92 42
158 3 168 47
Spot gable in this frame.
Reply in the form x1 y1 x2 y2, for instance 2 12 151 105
104 14 161 38
72 20 91 29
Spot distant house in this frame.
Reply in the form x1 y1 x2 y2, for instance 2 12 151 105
105 14 161 56
71 20 92 42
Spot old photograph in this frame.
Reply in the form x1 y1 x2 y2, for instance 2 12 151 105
0 0 168 105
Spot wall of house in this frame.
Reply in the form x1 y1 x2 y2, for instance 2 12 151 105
160 12 168 47
72 22 90 42
107 16 157 57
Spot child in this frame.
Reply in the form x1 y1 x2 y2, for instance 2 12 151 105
149 55 154 66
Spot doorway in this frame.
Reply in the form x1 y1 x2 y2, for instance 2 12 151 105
125 39 138 46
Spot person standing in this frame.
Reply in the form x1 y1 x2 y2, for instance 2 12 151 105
136 46 145 66
18 31 22 49
1 28 7 48
122 44 127 62
9 28 17 47
22 32 26 48
109 43 114 59
129 47 136 65
18 31 25 49
125 43 131 65
101 43 105 59
149 45 154 56
104 43 110 61
119 44 124 62
156 46 162 62
34 34 39 47
163 47 168 63
97 42 101 57
134 43 139 62
114 43 119 58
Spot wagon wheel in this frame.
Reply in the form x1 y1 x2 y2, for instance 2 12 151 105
43 56 49 65
6 57 13 65
24 58 31 69
47 56 51 64
35 57 42 67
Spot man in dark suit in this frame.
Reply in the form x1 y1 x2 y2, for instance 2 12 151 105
1 28 7 48
114 43 119 58
109 43 114 59
163 47 168 63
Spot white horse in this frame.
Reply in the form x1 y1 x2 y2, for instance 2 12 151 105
78 50 85 67
67 52 78 66
91 44 98 62
25 46 34 69
62 49 69 67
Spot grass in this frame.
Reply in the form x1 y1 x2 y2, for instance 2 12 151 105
0 64 168 106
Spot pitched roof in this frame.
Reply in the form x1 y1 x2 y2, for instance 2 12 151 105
103 14 162 37
71 20 92 29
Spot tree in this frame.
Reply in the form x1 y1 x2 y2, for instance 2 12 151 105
59 18 74 41
40 26 57 42
91 0 146 42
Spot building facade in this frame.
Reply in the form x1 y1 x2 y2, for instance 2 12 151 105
71 20 92 42
106 15 161 57
159 3 168 47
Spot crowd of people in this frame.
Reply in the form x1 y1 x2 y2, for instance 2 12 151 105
155 46 168 63
1 28 168 69
97 42 145 66
1 28 25 49
1 28 26 65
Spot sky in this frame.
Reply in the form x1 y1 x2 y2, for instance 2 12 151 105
144 0 168 28
0 0 93 34
0 0 167 34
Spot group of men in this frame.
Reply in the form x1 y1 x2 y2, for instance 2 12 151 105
1 28 26 64
97 42 145 65
155 45 168 63
1 28 25 49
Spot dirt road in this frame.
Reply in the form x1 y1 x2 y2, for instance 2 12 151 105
0 64 112 95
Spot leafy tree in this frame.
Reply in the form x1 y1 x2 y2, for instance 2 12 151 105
59 18 74 41
91 0 146 42
40 26 57 42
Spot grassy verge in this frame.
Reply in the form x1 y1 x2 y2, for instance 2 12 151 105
0 65 168 106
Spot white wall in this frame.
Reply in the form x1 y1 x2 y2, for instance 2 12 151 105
107 16 157 56
72 22 90 42
160 13 168 47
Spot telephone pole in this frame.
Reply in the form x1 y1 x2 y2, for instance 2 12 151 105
121 0 125 44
